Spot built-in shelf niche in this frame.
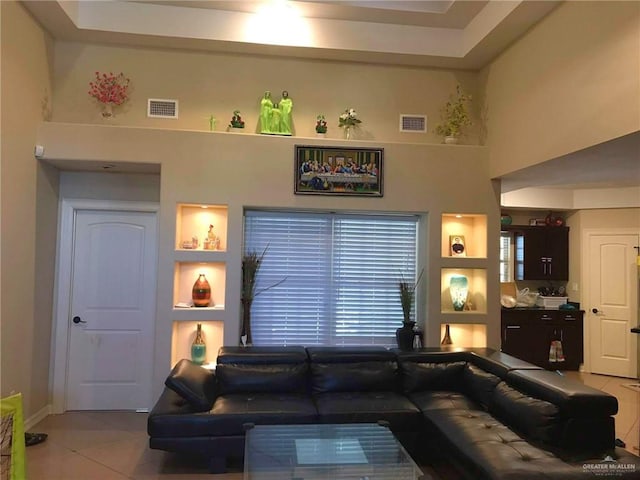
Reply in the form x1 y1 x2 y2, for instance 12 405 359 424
441 213 487 258
440 323 487 348
440 268 487 313
176 204 228 252
171 320 223 368
173 262 225 310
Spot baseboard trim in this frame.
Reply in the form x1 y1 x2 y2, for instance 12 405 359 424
24 404 51 431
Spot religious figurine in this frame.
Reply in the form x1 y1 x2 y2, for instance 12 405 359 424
260 91 273 134
279 90 293 135
209 115 216 131
270 103 282 133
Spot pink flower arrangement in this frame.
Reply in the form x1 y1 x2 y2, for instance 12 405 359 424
88 71 130 105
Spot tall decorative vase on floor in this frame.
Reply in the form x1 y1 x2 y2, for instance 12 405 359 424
449 274 468 311
191 323 206 365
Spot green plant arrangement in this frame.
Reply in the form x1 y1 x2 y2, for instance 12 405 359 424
229 110 245 129
240 247 286 346
315 114 327 134
434 84 472 141
399 269 424 324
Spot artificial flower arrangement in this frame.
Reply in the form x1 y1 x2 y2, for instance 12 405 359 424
338 108 362 128
88 71 130 106
399 269 424 324
315 114 327 134
434 84 472 139
229 110 245 128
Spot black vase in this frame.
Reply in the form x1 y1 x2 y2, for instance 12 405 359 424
396 321 416 351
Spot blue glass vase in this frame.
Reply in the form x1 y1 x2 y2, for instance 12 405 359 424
449 274 469 311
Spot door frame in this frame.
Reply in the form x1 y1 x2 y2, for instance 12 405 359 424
582 227 640 375
51 199 159 413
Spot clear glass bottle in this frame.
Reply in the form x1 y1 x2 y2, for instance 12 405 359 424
191 323 206 365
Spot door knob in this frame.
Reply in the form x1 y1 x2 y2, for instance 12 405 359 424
592 308 599 314
72 316 87 324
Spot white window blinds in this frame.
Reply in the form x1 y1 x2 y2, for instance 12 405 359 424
244 210 419 346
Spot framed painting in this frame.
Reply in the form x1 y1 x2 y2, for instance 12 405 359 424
294 145 384 196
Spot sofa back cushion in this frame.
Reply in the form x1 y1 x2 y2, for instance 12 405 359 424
216 346 309 395
216 363 308 395
491 381 561 445
306 346 399 394
311 361 397 394
399 361 466 393
463 363 501 409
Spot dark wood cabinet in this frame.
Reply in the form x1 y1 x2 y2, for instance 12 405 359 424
501 309 583 370
504 226 569 281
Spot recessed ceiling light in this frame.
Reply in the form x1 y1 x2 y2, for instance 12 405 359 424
455 214 462 218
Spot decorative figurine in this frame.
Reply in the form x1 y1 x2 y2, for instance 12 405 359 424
258 90 292 136
209 115 216 131
229 110 245 130
260 91 273 134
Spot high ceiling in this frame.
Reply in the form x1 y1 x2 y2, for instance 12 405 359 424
23 0 560 69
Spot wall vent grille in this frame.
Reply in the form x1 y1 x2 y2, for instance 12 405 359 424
399 114 427 133
148 99 178 119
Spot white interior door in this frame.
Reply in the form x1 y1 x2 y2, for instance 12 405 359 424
66 209 157 410
588 234 639 378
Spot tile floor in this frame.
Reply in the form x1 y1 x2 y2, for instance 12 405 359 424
25 372 639 479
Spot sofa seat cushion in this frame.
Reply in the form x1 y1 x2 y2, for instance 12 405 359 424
400 361 466 393
424 409 587 480
314 391 421 430
409 390 481 412
208 393 318 436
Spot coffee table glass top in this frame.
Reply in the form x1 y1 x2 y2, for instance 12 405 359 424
244 423 424 480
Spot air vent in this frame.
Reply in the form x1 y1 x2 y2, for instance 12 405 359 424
147 99 178 119
399 114 427 133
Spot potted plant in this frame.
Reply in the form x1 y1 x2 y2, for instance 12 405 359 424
240 247 286 346
435 84 472 144
88 71 130 119
229 110 245 131
315 114 327 136
396 269 424 350
338 108 362 139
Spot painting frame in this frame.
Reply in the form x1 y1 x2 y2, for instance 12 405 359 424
294 145 384 197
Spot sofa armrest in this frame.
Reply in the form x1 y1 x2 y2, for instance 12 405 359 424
164 359 217 411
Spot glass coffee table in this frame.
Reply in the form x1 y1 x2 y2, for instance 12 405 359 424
243 423 425 480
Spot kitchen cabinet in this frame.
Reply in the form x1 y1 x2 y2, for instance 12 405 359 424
501 309 583 371
503 226 569 281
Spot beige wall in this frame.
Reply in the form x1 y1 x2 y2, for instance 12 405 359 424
36 122 500 398
482 1 640 179
51 42 480 144
59 172 160 202
1 1 58 419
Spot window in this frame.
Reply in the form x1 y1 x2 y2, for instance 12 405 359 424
500 230 523 282
244 210 420 346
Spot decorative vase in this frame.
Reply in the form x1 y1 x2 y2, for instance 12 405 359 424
449 274 469 311
240 298 253 347
229 127 244 133
444 136 458 145
192 273 211 307
500 214 512 226
190 323 206 365
441 324 453 345
101 103 114 120
343 126 352 140
396 321 416 351
316 132 326 138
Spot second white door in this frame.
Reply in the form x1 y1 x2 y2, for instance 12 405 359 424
588 233 638 378
66 209 158 410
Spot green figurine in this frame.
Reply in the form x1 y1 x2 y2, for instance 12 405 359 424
260 91 273 134
279 90 293 135
209 115 216 131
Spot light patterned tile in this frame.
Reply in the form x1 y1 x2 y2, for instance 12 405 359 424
77 436 165 476
27 450 129 480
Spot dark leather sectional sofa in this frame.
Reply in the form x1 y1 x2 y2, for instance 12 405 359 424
148 346 640 479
